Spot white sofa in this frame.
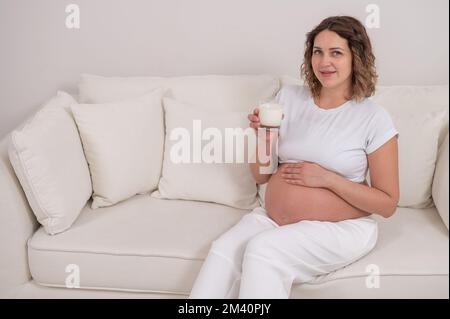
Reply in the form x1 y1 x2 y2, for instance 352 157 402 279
0 75 448 298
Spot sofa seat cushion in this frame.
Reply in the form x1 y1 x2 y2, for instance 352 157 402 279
28 195 449 296
28 195 247 293
297 207 449 298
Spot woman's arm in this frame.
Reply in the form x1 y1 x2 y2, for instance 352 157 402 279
250 130 275 184
326 137 400 218
248 108 279 184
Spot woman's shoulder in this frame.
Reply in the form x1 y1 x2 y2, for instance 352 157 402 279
355 97 393 120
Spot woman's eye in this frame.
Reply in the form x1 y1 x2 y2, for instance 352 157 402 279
313 50 321 55
332 51 342 56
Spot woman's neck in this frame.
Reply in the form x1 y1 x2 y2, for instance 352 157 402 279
316 85 352 109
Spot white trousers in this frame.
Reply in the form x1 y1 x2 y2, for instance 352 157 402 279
189 207 378 299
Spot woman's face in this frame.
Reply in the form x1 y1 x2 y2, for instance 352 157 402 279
311 30 353 92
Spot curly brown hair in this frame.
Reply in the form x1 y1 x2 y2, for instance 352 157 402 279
300 16 378 101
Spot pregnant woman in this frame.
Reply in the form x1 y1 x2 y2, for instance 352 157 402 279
190 16 399 299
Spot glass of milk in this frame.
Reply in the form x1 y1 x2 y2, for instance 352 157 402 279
258 103 283 128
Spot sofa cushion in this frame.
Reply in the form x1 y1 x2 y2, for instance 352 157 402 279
372 85 449 208
432 133 449 229
8 91 92 235
373 85 449 147
71 90 164 209
384 110 447 208
28 195 247 293
78 74 165 104
28 195 448 296
151 97 259 209
78 73 280 113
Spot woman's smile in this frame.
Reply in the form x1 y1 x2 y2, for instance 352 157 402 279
319 70 336 78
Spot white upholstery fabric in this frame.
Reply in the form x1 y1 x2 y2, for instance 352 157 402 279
390 110 447 207
5 281 186 299
151 97 259 209
8 91 92 235
0 137 40 297
433 133 449 229
8 274 449 299
28 195 247 293
78 73 280 113
78 74 165 104
78 74 279 209
28 195 448 297
372 85 449 208
373 86 448 126
71 90 164 209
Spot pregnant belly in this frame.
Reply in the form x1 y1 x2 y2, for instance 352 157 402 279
265 164 370 225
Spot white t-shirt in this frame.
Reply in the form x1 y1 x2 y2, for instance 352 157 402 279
275 85 399 183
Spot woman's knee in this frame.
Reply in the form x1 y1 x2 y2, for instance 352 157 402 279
209 209 278 262
210 234 244 260
244 231 280 260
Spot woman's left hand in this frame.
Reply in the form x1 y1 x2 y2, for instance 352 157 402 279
280 161 335 188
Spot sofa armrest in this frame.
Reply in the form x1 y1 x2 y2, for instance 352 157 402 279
0 135 39 297
432 133 449 230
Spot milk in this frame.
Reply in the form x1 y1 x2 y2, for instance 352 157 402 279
259 103 283 128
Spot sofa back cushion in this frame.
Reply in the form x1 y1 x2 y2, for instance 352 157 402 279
151 97 259 209
79 73 279 112
389 110 447 208
373 85 449 144
71 90 165 209
8 91 92 235
79 74 165 104
78 74 279 208
371 85 449 208
432 133 449 229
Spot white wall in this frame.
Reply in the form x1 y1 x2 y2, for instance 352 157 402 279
0 0 448 138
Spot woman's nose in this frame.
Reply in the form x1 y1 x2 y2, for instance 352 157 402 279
319 56 332 67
